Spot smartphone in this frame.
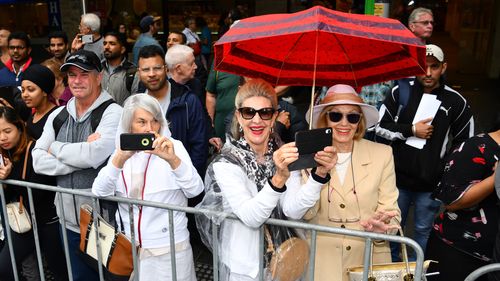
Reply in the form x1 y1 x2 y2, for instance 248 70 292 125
0 154 4 167
120 133 155 151
288 127 332 171
81 34 93 44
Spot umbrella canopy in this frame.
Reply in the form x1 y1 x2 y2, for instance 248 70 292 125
214 6 426 88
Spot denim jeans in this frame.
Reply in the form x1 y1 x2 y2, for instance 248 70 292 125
60 227 99 281
390 188 441 261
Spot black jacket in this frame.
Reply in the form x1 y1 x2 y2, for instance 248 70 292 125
377 81 474 192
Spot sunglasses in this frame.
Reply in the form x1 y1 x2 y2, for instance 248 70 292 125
238 107 276 120
328 112 362 124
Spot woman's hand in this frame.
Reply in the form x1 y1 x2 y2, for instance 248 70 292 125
360 210 400 234
148 133 181 169
272 142 299 188
112 149 135 169
0 157 13 180
314 146 337 177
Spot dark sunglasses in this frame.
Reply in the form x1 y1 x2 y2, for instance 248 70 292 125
328 112 362 124
238 107 276 120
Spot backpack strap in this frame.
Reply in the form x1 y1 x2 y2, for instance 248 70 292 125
52 99 116 137
122 62 137 93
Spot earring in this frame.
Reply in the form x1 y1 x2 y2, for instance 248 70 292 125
270 126 274 134
238 125 243 134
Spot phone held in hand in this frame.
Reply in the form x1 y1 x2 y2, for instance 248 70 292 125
120 133 155 151
80 34 93 44
0 154 4 167
288 127 332 171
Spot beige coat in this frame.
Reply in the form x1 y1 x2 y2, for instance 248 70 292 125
305 139 400 281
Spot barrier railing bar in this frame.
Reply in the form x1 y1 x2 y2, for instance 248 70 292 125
168 209 178 281
308 229 317 281
1 179 426 281
127 203 139 281
362 237 373 281
259 226 264 281
465 263 500 281
211 220 219 281
26 186 45 281
0 184 20 281
56 191 73 281
91 198 105 280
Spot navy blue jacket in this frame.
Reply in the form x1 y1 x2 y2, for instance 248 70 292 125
167 78 208 176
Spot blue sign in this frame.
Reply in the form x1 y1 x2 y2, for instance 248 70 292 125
47 0 62 30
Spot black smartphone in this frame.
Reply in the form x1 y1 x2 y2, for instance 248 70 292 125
288 127 332 171
120 133 155 151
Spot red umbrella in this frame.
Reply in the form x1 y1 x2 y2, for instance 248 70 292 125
214 5 426 88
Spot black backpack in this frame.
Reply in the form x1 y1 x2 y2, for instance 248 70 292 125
53 99 115 136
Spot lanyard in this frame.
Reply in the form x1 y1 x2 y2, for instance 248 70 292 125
121 154 152 247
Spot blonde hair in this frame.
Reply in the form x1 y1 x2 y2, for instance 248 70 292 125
315 105 367 140
230 79 277 139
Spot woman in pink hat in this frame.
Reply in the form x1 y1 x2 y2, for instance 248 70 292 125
305 84 401 281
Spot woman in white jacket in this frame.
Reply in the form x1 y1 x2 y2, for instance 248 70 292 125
196 79 337 281
92 94 203 281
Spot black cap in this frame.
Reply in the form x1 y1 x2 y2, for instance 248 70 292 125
60 50 102 72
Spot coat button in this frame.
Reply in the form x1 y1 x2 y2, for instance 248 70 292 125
340 203 345 208
341 224 345 228
346 246 351 251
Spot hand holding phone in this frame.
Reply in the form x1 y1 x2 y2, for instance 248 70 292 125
0 155 4 167
120 133 156 151
288 128 333 171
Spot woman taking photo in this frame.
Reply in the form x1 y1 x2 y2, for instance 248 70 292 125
197 78 337 281
306 84 400 281
20 64 58 139
92 94 203 281
0 106 67 280
426 115 500 281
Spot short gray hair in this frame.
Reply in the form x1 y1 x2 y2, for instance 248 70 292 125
409 7 433 24
81 13 101 33
165 44 193 70
121 94 167 133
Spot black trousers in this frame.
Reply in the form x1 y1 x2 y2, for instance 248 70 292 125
425 231 489 281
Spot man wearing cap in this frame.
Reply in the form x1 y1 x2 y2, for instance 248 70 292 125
132 14 162 65
377 44 474 260
71 13 105 60
102 31 139 105
32 49 122 281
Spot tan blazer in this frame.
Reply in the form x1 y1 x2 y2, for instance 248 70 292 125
305 139 400 281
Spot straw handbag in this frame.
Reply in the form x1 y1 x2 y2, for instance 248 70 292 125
347 228 435 281
6 141 33 234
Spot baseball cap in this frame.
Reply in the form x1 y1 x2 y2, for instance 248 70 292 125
140 15 162 30
426 44 444 62
60 50 102 72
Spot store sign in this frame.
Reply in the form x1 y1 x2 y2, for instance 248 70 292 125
48 0 62 29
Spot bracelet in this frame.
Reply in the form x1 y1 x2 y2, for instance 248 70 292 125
311 167 331 184
268 177 287 193
411 124 416 136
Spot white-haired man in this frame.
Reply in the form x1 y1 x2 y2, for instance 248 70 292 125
408 7 434 43
71 13 104 59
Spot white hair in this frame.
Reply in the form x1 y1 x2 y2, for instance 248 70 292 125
164 44 194 70
81 13 101 33
121 94 168 133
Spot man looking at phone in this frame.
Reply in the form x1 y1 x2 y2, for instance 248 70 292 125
32 50 122 281
138 44 207 176
71 13 104 60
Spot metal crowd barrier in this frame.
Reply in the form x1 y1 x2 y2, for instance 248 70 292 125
0 179 426 281
465 264 500 281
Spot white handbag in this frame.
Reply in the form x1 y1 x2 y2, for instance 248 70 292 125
5 141 33 234
6 196 32 233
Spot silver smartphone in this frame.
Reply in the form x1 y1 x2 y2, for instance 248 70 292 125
81 34 93 44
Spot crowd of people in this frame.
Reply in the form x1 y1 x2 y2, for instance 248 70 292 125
0 5 498 281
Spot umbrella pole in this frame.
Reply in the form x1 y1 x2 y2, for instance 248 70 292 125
308 30 319 130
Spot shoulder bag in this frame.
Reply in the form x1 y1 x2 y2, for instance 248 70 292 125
79 204 134 281
6 140 33 234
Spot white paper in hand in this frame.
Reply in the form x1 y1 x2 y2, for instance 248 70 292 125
406 94 441 149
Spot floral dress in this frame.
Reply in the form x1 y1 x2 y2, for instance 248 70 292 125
432 133 500 261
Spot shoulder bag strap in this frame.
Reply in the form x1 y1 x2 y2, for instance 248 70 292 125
22 140 33 180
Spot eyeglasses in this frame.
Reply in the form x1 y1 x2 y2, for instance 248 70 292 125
238 107 276 120
8 46 26 50
328 112 362 124
413 20 434 26
139 65 166 74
